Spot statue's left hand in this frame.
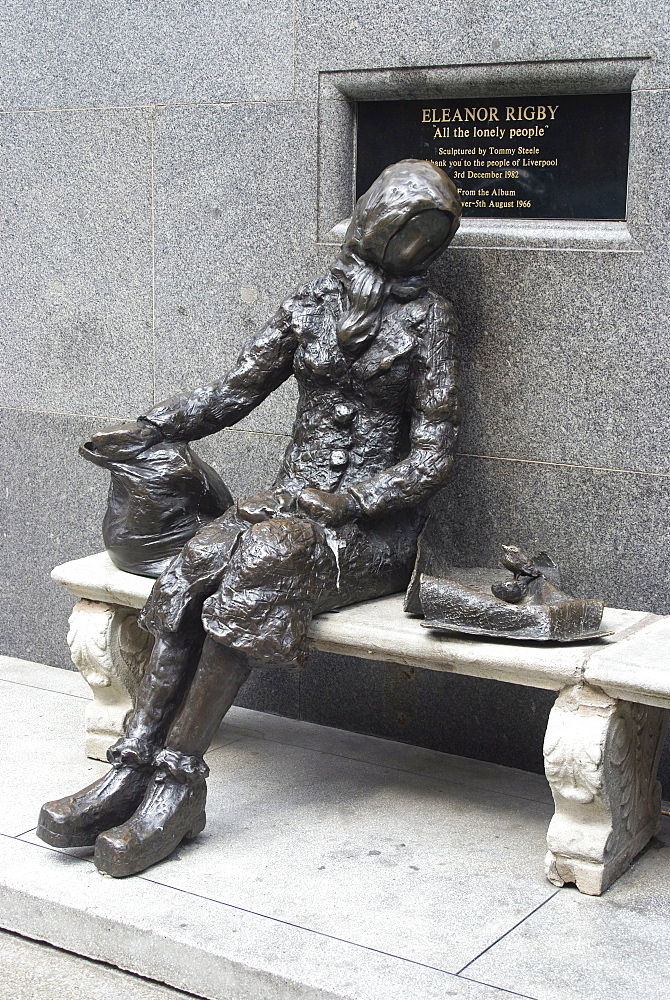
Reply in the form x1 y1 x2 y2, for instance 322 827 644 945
297 488 358 527
86 420 163 460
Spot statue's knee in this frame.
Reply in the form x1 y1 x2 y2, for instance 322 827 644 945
176 511 241 572
245 516 317 559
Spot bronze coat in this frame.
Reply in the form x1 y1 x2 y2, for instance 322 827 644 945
138 269 460 668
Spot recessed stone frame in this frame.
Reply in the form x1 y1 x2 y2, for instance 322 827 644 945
316 57 650 252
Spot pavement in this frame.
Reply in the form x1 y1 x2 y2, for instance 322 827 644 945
0 654 669 1000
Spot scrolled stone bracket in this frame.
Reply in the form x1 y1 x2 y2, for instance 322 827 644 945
543 682 668 896
66 599 154 761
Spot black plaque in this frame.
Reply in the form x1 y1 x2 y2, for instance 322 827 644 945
356 93 630 220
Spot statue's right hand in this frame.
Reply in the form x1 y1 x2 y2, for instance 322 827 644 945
84 420 164 461
236 490 296 524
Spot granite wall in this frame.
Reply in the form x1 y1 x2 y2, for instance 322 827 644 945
1 2 668 785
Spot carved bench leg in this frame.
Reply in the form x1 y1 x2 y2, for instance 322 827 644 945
543 682 668 895
66 599 154 761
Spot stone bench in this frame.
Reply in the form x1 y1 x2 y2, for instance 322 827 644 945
52 550 670 897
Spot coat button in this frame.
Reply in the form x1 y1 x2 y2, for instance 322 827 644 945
333 403 356 426
330 449 349 469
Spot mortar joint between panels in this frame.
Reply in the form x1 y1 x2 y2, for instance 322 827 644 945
0 403 113 420
225 426 292 441
0 98 304 117
456 889 560 977
456 451 670 480
631 85 670 94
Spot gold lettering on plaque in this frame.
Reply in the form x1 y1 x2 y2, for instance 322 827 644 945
421 106 504 125
505 105 558 121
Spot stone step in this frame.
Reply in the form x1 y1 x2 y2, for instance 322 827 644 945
2 656 669 1000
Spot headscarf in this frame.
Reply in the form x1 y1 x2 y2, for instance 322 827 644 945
331 160 461 352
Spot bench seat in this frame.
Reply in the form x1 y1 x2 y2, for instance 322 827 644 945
52 550 670 896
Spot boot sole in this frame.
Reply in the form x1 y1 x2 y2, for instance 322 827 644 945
94 812 206 878
36 819 98 848
36 768 153 851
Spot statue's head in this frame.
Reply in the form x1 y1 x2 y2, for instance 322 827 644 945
342 160 461 277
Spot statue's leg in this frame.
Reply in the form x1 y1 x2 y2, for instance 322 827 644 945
37 625 205 849
38 514 244 850
93 515 333 877
122 625 206 748
166 637 252 757
94 638 251 877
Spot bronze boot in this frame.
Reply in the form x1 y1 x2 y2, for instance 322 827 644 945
93 748 208 878
37 737 155 848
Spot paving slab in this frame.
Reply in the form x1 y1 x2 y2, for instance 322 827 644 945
0 655 92 699
135 735 555 973
0 661 240 836
0 678 108 837
216 706 554 806
463 814 670 1000
0 835 527 1000
1 655 667 1000
0 656 551 999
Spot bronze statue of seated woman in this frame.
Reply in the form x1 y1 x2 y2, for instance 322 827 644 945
37 160 462 877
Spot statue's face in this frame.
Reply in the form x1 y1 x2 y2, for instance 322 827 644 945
381 208 454 276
